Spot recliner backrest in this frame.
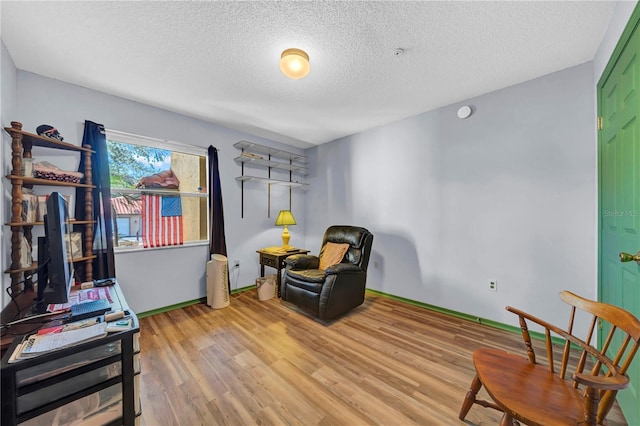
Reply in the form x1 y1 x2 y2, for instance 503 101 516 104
319 226 373 271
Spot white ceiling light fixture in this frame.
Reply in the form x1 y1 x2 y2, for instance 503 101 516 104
280 48 310 79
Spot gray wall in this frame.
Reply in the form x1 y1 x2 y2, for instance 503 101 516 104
299 0 634 332
304 62 597 333
1 41 18 309
2 71 304 313
1 42 17 125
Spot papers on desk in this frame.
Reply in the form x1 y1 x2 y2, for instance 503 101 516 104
37 317 101 335
47 287 112 312
8 322 108 363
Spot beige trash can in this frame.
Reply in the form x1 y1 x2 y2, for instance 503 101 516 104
206 254 230 309
256 274 277 301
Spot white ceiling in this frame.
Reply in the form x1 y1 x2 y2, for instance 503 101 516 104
1 1 615 149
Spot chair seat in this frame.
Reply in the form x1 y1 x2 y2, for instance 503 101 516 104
474 348 584 425
286 269 327 283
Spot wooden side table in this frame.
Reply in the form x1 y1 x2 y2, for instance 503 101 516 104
257 248 310 297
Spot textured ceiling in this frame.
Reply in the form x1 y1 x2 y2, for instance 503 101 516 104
1 1 615 149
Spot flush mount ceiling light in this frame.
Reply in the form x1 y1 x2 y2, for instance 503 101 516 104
280 48 310 79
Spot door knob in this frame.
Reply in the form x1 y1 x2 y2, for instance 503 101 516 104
619 251 640 265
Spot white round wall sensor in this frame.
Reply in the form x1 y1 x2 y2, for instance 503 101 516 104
457 105 472 119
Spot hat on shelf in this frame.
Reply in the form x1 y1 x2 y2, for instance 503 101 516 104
36 124 64 141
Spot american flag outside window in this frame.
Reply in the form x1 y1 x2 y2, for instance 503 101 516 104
141 194 183 248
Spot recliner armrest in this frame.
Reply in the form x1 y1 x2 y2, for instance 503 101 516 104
285 254 319 270
325 263 362 275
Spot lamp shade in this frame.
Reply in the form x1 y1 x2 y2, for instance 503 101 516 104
280 48 310 80
275 210 296 226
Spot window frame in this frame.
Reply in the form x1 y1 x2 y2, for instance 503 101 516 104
105 129 209 252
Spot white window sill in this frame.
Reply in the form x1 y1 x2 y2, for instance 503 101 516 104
114 240 209 254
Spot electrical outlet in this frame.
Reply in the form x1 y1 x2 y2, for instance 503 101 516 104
488 280 497 292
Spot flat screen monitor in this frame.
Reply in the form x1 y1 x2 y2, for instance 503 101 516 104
36 192 74 311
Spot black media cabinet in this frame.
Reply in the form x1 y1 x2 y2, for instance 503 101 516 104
1 283 141 425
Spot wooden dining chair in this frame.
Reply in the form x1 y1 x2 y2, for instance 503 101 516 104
459 290 640 426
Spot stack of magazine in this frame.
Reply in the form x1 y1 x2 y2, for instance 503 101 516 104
8 321 108 363
262 246 299 254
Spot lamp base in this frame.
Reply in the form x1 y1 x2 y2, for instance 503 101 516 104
281 225 292 248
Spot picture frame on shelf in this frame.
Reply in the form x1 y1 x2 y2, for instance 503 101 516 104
19 233 32 268
21 157 34 177
36 195 48 222
21 190 37 223
62 194 73 220
65 232 83 260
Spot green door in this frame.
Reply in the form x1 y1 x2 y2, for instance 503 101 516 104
598 5 640 424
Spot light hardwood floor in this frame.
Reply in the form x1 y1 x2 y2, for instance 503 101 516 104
138 291 627 425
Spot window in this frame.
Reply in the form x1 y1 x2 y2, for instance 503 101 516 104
116 217 130 237
106 130 208 250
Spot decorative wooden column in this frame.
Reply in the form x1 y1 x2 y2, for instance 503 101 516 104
9 122 25 291
20 127 34 290
83 146 93 281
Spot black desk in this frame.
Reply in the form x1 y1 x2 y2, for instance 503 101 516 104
1 282 141 426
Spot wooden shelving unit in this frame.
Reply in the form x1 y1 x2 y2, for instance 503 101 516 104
4 121 96 291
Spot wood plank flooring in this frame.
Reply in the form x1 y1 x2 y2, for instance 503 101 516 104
138 291 627 425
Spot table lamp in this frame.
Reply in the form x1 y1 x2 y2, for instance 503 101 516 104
275 210 296 249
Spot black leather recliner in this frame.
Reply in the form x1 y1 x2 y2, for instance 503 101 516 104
281 225 374 321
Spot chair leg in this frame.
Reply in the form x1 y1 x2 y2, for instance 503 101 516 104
499 413 519 426
459 374 482 420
